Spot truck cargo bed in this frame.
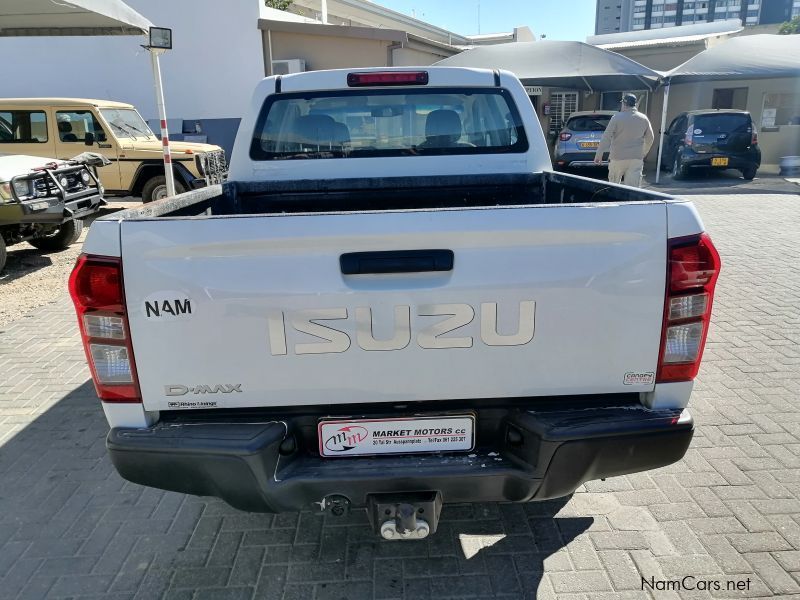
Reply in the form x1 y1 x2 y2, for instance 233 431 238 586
109 172 672 221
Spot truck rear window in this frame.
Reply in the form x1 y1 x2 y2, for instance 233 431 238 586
250 88 528 160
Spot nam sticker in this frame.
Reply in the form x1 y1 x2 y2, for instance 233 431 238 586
143 291 192 321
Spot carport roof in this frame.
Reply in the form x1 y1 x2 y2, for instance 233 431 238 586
0 0 151 36
666 34 800 83
435 40 661 91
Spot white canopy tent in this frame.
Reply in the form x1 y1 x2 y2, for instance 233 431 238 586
0 0 151 36
0 1 181 196
655 34 800 182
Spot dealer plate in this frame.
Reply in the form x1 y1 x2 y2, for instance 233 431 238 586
318 415 475 457
711 157 729 166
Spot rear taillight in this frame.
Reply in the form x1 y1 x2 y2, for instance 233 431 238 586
559 132 572 141
751 130 758 145
684 125 693 146
656 233 721 383
347 71 428 87
69 255 141 402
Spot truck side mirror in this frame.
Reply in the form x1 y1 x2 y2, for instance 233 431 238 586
84 132 95 146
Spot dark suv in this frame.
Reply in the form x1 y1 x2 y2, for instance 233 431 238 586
661 110 761 180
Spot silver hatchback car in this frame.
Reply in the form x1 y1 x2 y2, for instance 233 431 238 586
553 110 616 170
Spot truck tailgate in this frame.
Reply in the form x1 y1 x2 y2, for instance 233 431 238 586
121 203 667 411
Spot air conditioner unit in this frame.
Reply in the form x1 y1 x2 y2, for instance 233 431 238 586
271 59 306 75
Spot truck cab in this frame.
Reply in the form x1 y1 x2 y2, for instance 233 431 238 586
0 99 228 202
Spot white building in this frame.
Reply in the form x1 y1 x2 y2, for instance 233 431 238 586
1 0 533 157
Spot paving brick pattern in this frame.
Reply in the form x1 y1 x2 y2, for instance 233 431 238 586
0 194 799 599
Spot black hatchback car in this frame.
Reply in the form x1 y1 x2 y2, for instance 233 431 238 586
661 110 761 180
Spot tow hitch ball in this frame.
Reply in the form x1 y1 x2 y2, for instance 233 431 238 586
367 492 442 541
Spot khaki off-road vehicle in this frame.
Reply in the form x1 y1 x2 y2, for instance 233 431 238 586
0 99 227 203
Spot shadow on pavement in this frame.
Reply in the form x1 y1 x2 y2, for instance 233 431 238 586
0 248 53 284
557 163 800 195
0 377 594 599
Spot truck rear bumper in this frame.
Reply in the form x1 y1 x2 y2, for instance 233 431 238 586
107 404 693 513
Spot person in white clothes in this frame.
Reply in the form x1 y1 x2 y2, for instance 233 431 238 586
594 93 654 187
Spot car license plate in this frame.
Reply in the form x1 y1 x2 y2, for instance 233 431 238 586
318 415 475 457
578 141 600 149
712 157 729 166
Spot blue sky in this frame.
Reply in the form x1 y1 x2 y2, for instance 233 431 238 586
372 0 597 41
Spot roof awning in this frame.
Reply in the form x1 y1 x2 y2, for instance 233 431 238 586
665 34 800 83
0 0 152 36
435 40 661 91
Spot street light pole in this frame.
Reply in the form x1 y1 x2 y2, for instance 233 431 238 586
143 27 176 199
147 47 176 197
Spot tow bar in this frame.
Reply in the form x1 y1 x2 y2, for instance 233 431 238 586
366 492 442 540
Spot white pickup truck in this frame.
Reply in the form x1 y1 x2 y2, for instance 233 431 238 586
69 67 720 539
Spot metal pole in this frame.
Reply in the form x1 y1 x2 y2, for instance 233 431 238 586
149 48 176 197
321 0 328 23
655 80 670 184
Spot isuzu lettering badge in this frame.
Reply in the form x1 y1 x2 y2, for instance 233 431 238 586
267 301 535 356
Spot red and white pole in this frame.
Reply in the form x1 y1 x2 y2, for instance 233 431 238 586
149 48 176 197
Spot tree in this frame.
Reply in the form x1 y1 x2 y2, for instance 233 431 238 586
265 0 293 11
778 15 800 34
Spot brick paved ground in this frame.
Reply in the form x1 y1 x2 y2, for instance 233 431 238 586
0 194 799 599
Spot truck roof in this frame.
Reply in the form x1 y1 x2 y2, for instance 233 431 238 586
275 66 502 93
0 153 64 181
0 98 133 109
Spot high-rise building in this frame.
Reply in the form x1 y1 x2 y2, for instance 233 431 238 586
595 0 634 34
595 0 800 33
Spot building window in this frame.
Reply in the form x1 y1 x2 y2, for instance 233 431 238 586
761 92 800 128
713 87 748 110
548 92 579 136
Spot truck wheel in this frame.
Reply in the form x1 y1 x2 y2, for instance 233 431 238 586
672 155 686 180
142 176 186 203
28 219 84 252
0 236 6 274
741 166 757 181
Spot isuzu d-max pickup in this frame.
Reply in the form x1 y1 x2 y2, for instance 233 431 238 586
69 67 720 540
